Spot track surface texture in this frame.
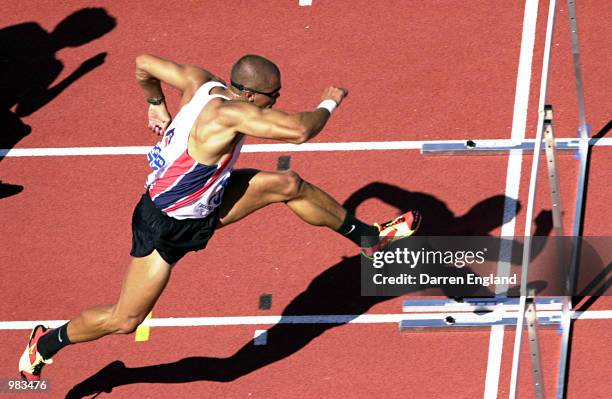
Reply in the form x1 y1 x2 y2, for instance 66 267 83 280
1 1 610 398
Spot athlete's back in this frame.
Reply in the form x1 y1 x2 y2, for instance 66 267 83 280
145 81 244 219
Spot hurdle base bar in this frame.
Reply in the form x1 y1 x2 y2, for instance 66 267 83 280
421 138 589 155
402 297 562 313
399 297 563 332
399 313 561 331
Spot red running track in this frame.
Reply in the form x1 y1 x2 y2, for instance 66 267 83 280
1 1 610 398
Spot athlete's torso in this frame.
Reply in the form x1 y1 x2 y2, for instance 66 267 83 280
145 81 244 219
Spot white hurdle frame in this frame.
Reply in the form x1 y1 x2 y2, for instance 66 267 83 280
402 1 591 398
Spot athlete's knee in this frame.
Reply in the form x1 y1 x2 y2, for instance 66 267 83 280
115 316 146 334
275 170 303 201
106 310 147 335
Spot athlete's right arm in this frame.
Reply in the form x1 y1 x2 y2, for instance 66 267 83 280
135 54 223 103
136 54 225 134
215 87 348 144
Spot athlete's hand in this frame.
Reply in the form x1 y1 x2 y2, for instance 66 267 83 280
321 86 348 106
147 103 172 135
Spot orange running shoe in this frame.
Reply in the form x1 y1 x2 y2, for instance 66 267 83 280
361 210 422 258
19 325 53 381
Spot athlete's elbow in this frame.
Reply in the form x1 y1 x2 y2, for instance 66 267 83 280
271 118 310 144
288 133 308 144
135 54 153 80
285 132 308 145
135 54 152 67
287 125 312 144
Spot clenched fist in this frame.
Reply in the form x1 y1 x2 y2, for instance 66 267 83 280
321 86 348 106
147 103 172 135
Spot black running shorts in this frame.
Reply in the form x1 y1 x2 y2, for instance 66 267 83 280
130 192 219 264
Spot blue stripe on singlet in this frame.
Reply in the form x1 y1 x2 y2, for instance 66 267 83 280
153 163 217 210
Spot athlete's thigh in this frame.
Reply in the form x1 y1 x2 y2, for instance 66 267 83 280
218 168 260 216
113 250 172 319
217 168 292 227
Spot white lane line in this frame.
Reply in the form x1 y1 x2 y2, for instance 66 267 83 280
484 0 540 397
572 310 612 320
299 0 313 6
486 149 524 398
486 324 506 394
1 138 610 157
0 310 609 330
509 0 540 145
0 141 427 157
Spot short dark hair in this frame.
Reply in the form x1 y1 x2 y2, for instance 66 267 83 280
230 54 280 93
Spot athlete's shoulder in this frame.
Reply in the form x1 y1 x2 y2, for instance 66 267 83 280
190 99 241 164
178 77 226 107
198 96 231 127
179 63 225 86
206 99 263 130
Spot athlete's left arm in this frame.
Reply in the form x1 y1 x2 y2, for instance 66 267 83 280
135 54 225 134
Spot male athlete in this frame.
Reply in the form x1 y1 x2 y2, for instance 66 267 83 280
19 54 421 380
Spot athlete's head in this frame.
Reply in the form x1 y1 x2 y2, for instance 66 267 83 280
230 55 281 109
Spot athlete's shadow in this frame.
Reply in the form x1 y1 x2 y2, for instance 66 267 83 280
0 8 115 197
66 182 552 397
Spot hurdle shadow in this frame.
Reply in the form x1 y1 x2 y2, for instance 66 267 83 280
66 182 554 398
570 119 612 308
0 8 116 198
551 121 611 399
574 261 611 312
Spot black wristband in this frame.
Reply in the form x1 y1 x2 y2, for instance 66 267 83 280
147 95 164 105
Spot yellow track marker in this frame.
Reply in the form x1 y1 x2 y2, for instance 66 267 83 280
135 311 153 342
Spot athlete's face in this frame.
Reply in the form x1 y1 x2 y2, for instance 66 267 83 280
231 80 281 109
255 88 280 109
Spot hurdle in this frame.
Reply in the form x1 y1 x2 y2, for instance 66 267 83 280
400 1 591 398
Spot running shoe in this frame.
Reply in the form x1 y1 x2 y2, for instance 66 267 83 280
361 210 422 258
19 325 53 381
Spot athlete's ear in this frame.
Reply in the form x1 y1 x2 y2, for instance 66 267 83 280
245 92 256 103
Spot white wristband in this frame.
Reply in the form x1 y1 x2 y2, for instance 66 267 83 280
317 99 337 115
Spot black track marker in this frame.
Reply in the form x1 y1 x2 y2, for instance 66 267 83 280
259 294 272 310
277 155 291 171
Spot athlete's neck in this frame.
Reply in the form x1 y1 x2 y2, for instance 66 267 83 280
210 85 235 99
